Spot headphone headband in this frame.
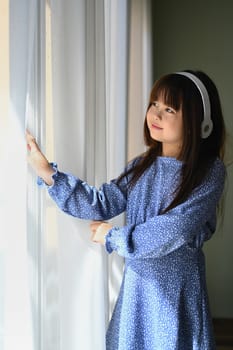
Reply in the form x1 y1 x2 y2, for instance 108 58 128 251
176 72 213 138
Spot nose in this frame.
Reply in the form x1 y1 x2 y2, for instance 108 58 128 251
155 109 162 120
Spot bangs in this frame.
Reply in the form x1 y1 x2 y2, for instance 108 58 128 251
150 75 184 111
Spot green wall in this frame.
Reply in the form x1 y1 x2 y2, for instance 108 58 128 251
151 0 233 318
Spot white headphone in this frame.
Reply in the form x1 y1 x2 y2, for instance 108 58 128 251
176 72 213 139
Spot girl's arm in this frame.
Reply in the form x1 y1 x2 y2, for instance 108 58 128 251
46 167 127 220
26 131 128 221
104 159 226 259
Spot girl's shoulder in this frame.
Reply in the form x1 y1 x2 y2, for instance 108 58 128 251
194 157 226 197
125 154 144 170
208 157 226 179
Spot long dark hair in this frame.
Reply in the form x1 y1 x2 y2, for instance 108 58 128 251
118 70 226 213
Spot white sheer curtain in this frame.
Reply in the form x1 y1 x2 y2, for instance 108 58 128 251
41 1 128 349
0 0 36 349
43 1 152 348
127 0 153 161
0 0 152 349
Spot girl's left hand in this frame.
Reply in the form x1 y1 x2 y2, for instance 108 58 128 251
90 221 112 245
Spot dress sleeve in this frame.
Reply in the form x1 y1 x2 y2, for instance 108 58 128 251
105 159 226 259
41 163 130 220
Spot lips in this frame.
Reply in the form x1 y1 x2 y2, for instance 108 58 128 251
151 123 163 130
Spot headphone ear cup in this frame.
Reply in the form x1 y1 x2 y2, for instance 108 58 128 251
176 72 213 139
201 119 213 139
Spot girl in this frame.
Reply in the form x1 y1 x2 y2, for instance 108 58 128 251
27 70 226 349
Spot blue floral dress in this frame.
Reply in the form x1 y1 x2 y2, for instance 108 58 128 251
44 156 225 350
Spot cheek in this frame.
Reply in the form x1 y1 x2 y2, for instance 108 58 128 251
146 112 151 125
176 123 183 140
168 120 183 138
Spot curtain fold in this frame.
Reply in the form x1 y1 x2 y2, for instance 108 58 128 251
0 0 37 349
42 1 128 349
26 1 45 349
127 0 153 161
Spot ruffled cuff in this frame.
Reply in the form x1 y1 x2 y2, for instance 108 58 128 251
105 228 114 253
37 162 58 187
105 226 124 254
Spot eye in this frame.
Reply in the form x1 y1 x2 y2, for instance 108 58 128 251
151 101 159 108
165 107 176 114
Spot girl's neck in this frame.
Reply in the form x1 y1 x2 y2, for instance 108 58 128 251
162 143 181 158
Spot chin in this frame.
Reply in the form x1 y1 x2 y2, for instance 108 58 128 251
149 132 163 143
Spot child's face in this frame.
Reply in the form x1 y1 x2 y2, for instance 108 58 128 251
146 98 183 156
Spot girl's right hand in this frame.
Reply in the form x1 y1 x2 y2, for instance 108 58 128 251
26 130 55 186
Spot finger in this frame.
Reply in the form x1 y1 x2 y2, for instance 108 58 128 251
90 226 96 235
27 141 38 153
26 129 34 141
26 129 32 137
89 224 98 234
90 220 104 225
26 134 39 153
25 130 37 143
89 221 103 230
91 232 98 242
